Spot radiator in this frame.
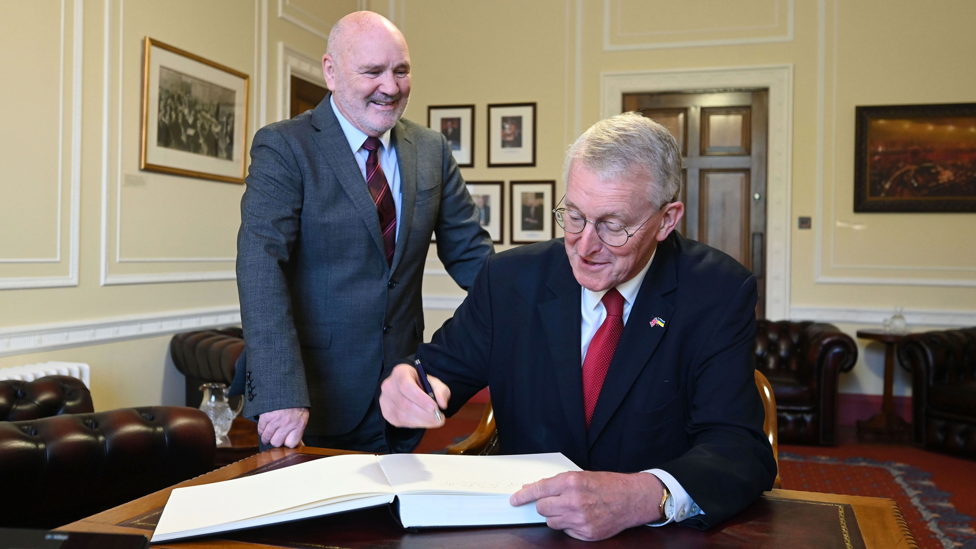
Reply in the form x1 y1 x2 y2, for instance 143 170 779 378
0 361 90 388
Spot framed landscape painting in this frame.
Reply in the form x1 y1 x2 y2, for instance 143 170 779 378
141 37 249 184
854 103 976 212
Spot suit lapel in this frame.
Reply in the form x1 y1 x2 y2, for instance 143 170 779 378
390 121 416 274
587 238 678 447
310 94 387 263
538 255 588 458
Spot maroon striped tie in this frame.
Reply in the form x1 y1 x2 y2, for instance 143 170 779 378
582 288 625 429
363 137 396 266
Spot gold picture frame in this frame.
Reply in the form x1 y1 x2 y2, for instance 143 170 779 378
140 37 250 184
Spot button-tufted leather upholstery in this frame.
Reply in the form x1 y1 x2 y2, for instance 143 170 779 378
898 327 976 458
754 320 858 445
0 375 93 421
0 405 215 528
170 327 244 408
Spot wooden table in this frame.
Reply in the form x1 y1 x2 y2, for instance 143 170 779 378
855 329 912 443
59 447 916 549
213 417 260 469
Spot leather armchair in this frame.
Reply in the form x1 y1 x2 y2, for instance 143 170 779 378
0 375 93 420
754 320 858 446
0 377 216 528
170 327 244 408
898 327 976 458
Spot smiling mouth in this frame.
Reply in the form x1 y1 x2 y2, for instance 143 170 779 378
581 257 606 267
369 95 400 108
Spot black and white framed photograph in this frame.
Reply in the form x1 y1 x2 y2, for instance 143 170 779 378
466 181 504 244
510 180 555 244
428 104 475 168
488 103 536 167
141 37 249 184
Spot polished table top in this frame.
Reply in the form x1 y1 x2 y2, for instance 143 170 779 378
59 447 917 549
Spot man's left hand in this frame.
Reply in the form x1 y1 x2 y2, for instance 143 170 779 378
510 471 663 541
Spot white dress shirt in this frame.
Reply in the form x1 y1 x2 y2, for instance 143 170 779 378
580 250 704 525
330 96 403 242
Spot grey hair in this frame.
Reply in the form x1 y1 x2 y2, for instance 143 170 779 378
563 112 682 209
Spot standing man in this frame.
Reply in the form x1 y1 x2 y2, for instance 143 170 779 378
381 113 775 540
236 11 492 453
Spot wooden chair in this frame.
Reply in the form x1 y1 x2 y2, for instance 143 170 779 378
447 370 782 488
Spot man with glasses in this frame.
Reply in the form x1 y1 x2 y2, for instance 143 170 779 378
380 112 775 540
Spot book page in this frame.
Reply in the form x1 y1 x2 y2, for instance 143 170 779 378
153 454 393 539
378 453 581 496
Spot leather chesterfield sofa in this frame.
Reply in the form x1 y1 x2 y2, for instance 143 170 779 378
754 320 858 445
898 327 976 458
170 327 244 408
0 376 216 528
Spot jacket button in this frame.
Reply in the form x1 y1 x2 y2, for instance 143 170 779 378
383 325 391 334
388 280 397 289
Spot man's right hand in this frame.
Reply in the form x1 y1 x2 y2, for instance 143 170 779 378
257 407 309 448
380 363 450 428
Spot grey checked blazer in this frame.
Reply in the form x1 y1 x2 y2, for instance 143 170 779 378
236 95 493 441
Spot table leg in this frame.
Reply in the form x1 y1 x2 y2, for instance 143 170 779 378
856 342 912 442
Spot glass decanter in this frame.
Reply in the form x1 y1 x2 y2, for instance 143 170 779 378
199 383 242 441
890 307 907 334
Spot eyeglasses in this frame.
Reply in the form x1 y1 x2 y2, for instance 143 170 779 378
552 196 667 247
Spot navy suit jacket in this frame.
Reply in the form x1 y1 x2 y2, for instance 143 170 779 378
415 233 776 529
236 95 492 443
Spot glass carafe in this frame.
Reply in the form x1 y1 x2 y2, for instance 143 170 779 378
199 383 242 441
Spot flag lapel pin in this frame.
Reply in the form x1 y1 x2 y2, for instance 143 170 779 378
650 317 666 328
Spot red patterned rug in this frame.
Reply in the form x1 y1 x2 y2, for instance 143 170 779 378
780 452 975 549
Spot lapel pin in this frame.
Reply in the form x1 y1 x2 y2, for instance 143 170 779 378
650 317 666 328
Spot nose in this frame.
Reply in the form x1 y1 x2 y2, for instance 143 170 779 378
377 71 399 97
576 221 604 256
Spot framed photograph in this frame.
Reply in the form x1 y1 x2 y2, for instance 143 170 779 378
466 181 504 244
510 181 555 244
488 103 536 167
141 37 250 184
428 105 475 168
854 103 976 212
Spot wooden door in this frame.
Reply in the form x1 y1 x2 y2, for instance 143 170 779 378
290 75 328 119
623 91 768 318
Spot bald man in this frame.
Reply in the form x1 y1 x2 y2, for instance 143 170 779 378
235 11 492 453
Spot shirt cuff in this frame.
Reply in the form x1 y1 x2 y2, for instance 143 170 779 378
643 469 704 526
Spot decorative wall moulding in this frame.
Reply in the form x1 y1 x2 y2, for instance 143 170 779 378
0 306 241 358
789 306 976 329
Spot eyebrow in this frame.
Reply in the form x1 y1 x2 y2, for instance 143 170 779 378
357 62 411 73
563 201 629 222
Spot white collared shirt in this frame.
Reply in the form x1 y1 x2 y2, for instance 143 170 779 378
579 250 704 526
330 96 403 242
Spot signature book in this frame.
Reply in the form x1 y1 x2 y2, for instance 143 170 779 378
151 452 580 543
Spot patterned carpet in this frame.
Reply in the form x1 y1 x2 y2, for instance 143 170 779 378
780 452 975 549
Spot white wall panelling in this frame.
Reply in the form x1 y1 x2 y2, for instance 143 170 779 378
790 306 976 329
603 0 794 51
0 0 82 290
277 0 330 40
0 306 241 358
601 65 794 321
100 0 257 286
813 0 976 288
278 43 327 123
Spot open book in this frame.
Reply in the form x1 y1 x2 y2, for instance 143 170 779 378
151 452 581 543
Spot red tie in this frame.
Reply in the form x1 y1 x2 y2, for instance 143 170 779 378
363 137 397 266
582 288 625 429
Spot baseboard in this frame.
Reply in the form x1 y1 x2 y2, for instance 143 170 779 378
837 393 912 426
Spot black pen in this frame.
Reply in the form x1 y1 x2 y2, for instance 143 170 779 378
414 358 443 422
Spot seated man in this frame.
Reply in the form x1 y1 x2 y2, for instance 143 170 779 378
380 112 776 541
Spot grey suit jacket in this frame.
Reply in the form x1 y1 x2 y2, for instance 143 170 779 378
236 95 493 439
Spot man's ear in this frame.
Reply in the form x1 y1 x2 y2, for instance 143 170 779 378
655 202 685 242
322 54 336 91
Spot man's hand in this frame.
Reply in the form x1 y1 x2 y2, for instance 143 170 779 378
510 471 664 541
379 363 450 428
257 407 309 448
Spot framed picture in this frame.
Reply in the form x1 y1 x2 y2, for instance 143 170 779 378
141 37 250 184
488 103 536 167
466 181 504 244
510 181 555 244
428 105 475 168
854 103 976 212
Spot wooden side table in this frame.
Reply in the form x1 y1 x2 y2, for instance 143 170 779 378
855 329 912 443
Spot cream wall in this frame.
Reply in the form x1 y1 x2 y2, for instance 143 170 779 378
1 1 974 411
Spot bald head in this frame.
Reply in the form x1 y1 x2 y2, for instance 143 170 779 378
327 11 406 68
321 11 412 136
